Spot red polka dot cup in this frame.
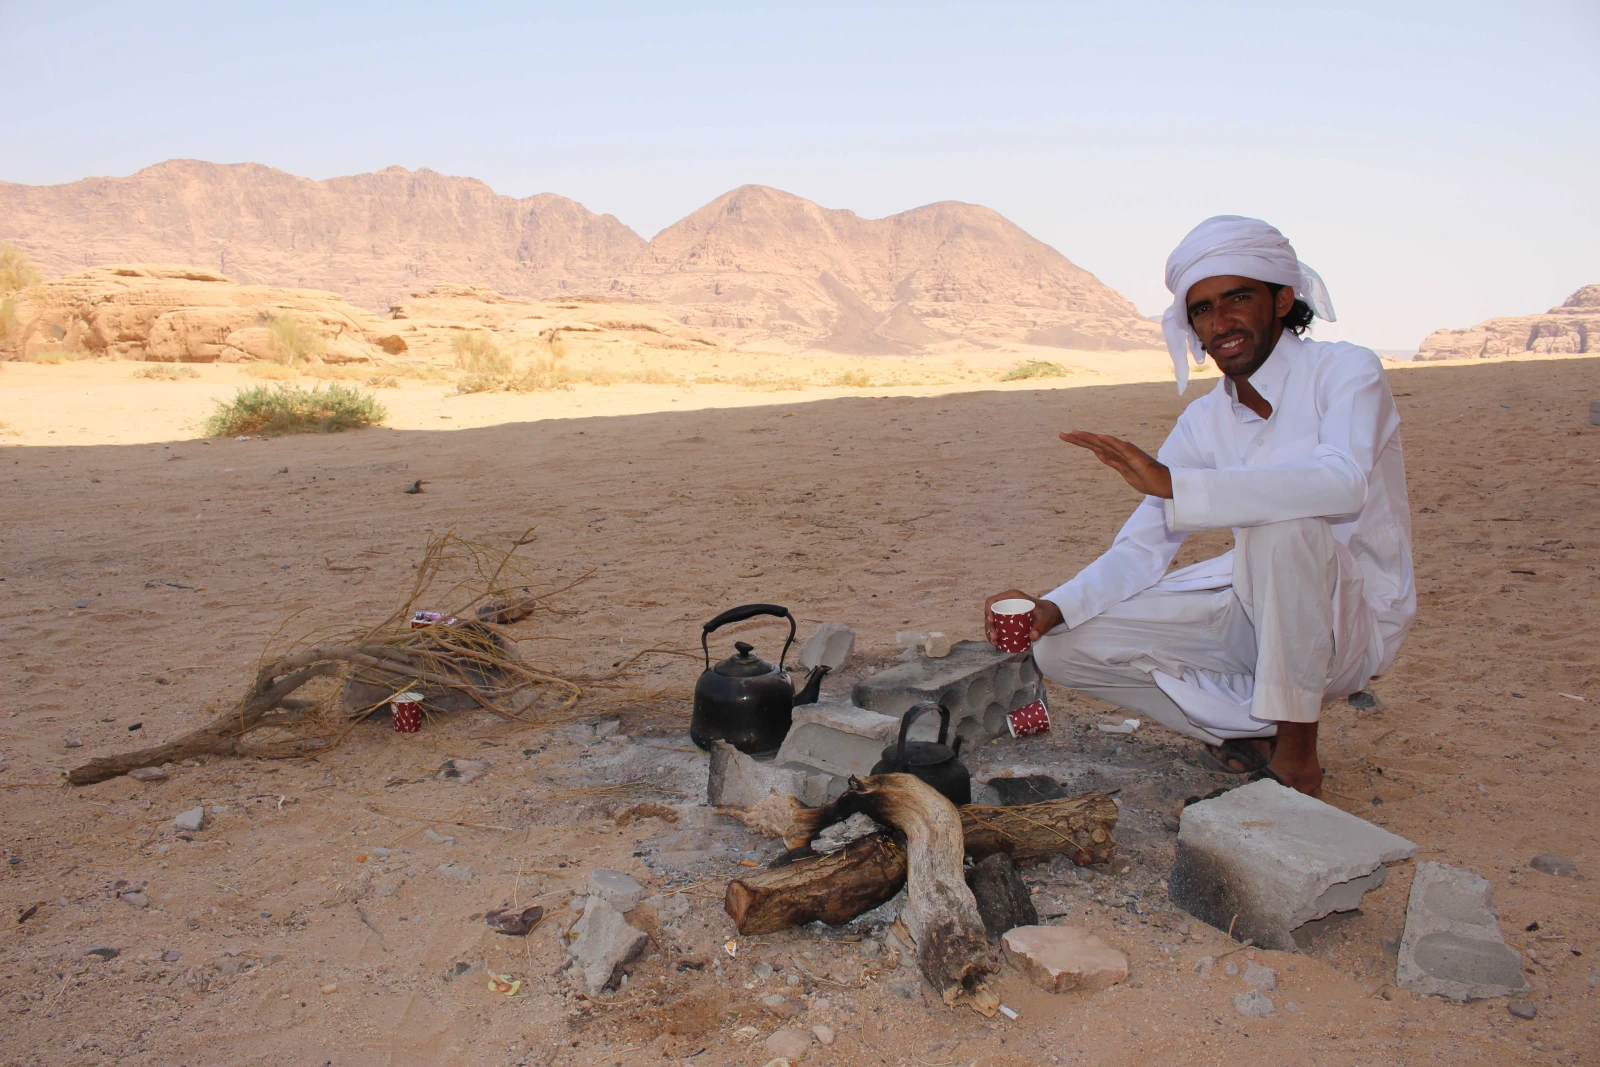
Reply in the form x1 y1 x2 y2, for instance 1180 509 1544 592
1007 698 1050 738
988 598 1036 654
391 691 423 733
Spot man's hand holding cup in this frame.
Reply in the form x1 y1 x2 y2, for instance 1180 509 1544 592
983 590 1065 652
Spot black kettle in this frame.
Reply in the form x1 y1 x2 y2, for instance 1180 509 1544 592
691 603 829 756
870 702 972 805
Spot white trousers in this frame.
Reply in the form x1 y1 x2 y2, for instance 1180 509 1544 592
1032 518 1381 746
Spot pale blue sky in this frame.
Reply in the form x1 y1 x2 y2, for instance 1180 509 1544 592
4 1 1596 349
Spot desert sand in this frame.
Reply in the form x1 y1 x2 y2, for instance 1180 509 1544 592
1 350 1596 1067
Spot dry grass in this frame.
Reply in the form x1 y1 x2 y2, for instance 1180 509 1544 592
133 363 200 380
1001 360 1068 381
26 349 98 365
266 312 326 364
243 362 299 380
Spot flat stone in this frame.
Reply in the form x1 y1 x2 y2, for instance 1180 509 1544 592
172 806 205 832
774 698 900 780
1244 962 1276 991
752 961 775 980
851 640 1042 749
1001 925 1128 993
812 1023 835 1045
587 870 644 913
707 741 843 808
1169 779 1417 950
1233 988 1275 1017
567 896 648 994
765 1028 813 1061
796 622 855 671
423 828 455 845
1508 1001 1537 1019
120 891 150 908
1529 854 1578 877
127 767 168 782
1396 862 1528 1000
592 720 622 738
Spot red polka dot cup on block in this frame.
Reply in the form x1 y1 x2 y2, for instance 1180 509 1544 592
391 691 424 733
988 598 1036 654
1007 697 1050 738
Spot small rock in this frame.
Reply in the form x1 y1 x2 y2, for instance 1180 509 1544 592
641 893 691 922
1075 866 1095 882
1177 922 1191 935
436 758 490 783
587 869 644 913
765 1029 813 1062
321 983 338 994
172 807 205 832
1192 955 1214 975
83 946 119 960
884 979 921 999
858 940 882 959
762 993 788 1008
162 950 182 962
63 736 83 749
435 864 474 882
120 891 150 908
73 599 93 609
812 1024 836 1046
1233 988 1275 1017
1244 962 1277 992
752 961 775 980
796 622 855 671
423 828 455 845
1507 1002 1537 1020
402 479 423 494
1347 691 1378 710
1284 1001 1301 1013
786 973 801 987
1001 925 1128 994
567 896 649 994
1529 854 1578 878
592 720 622 738
1224 961 1239 977
128 767 168 782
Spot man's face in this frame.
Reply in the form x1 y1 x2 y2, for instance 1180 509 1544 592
1185 275 1295 378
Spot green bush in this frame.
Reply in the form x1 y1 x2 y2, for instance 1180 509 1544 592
265 313 326 364
202 383 386 437
1001 360 1068 381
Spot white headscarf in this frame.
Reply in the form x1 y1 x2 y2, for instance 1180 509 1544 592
1161 215 1336 393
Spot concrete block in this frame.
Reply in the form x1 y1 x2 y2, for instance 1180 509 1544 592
851 640 1041 749
587 870 644 913
1001 925 1128 993
1169 779 1417 950
797 622 856 671
1395 862 1528 1001
774 696 901 779
567 896 648 994
707 741 844 808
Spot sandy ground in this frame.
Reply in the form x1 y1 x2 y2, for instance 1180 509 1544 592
0 351 1596 1067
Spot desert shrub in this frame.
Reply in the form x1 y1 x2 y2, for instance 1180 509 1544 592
265 313 326 364
202 383 386 437
300 363 367 381
1001 360 1068 381
451 332 511 375
0 297 17 348
0 243 41 294
244 363 299 380
26 349 95 364
134 364 200 380
366 375 399 389
833 369 873 387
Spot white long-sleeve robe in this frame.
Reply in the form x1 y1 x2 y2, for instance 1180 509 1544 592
1041 332 1415 727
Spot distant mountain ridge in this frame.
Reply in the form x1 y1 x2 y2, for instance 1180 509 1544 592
0 160 1160 354
1416 284 1597 360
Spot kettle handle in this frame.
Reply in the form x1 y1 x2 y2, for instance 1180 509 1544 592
892 701 951 763
701 604 796 671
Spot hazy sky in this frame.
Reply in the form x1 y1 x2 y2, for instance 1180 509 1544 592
5 1 1597 349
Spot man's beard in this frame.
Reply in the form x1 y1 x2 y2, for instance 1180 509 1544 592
1206 326 1276 378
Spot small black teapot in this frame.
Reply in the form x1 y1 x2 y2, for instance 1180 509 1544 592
690 603 829 756
870 701 972 805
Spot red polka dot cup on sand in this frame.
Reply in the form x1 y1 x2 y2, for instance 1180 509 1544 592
391 691 423 733
988 598 1036 654
1007 697 1050 738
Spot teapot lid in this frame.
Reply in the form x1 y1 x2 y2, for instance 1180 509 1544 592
714 641 780 678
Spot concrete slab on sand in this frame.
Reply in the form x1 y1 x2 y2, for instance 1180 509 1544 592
1170 779 1417 950
774 696 901 779
1396 861 1528 1000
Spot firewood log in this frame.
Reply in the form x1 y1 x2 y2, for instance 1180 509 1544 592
724 833 906 935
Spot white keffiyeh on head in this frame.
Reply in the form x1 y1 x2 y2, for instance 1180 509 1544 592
1161 215 1336 393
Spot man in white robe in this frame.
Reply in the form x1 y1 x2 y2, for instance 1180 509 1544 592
984 216 1414 796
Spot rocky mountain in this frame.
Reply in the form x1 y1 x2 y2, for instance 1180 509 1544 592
0 161 1160 354
1417 285 1597 360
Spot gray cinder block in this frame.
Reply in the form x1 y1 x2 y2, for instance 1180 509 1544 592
851 640 1041 748
774 697 902 779
1396 862 1528 1000
1169 779 1417 950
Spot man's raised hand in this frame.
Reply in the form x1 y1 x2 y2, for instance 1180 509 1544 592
1060 431 1173 499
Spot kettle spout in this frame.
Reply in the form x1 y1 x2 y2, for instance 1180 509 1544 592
793 665 830 706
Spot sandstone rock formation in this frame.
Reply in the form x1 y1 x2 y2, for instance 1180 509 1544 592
12 265 399 364
0 161 1160 355
1416 285 1597 360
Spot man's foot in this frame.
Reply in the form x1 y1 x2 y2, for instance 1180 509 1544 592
1266 721 1322 798
1201 738 1275 775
